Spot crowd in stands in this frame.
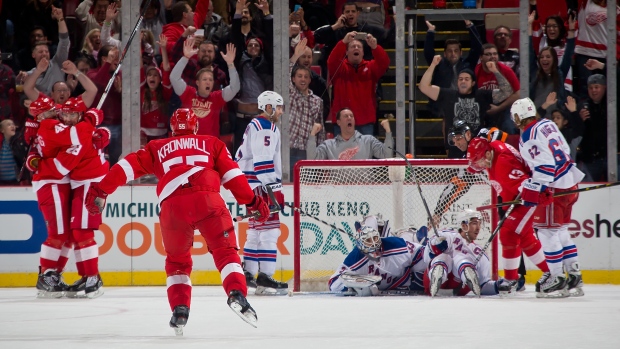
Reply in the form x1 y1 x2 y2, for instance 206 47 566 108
0 0 617 186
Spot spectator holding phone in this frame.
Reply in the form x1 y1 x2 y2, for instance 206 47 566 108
314 2 385 78
328 31 389 136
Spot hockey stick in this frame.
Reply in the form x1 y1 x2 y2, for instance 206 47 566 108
473 193 521 265
232 186 282 222
475 181 620 211
284 202 354 238
17 142 34 182
388 147 440 237
96 0 152 109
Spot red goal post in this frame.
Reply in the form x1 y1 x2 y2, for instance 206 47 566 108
293 159 499 292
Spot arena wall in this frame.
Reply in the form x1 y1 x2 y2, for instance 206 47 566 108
1 184 619 286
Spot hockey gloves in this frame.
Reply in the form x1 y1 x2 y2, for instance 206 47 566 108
247 195 270 223
520 179 546 207
25 153 41 172
24 119 39 145
85 184 109 215
92 127 111 150
83 108 104 127
430 236 448 255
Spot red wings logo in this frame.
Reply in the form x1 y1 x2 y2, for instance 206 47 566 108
338 146 360 160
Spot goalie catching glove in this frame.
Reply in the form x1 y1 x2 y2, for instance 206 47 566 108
246 195 270 223
85 183 109 215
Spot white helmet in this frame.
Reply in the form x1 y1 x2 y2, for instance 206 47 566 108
257 91 284 113
510 97 536 124
457 209 482 225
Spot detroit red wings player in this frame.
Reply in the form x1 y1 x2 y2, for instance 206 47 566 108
27 96 109 299
85 108 270 334
467 138 558 297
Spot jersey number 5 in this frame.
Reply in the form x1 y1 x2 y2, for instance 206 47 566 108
264 136 270 146
162 155 210 173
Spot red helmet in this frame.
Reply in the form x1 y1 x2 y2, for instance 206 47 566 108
170 108 198 136
466 137 492 173
29 96 57 121
61 97 87 114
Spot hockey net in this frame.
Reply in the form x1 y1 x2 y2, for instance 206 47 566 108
293 159 498 292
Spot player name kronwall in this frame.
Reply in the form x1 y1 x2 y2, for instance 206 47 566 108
157 138 209 162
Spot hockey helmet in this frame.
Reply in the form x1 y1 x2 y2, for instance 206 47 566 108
257 91 284 113
457 209 483 241
61 97 88 113
355 216 382 257
510 97 536 126
170 108 198 136
466 137 492 173
447 120 471 146
29 96 58 121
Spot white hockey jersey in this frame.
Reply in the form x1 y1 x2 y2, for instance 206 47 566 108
328 237 426 292
424 228 492 287
519 118 584 189
235 116 282 191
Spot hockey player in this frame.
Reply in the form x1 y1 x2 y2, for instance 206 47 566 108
511 97 585 297
84 108 269 332
328 216 426 296
26 96 108 298
424 209 515 297
467 137 563 298
235 91 288 295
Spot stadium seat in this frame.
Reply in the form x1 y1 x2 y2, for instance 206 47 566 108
485 14 520 50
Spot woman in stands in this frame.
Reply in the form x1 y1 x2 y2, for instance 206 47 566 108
532 15 574 92
527 10 576 111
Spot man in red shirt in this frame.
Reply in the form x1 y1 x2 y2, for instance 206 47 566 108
466 138 563 298
171 38 238 138
161 0 210 57
328 31 389 136
474 43 520 134
85 108 270 333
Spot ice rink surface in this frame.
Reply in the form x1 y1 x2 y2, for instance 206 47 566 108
2 285 620 349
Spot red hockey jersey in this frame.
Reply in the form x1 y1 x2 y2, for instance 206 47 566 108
33 119 109 192
97 135 255 204
485 140 532 202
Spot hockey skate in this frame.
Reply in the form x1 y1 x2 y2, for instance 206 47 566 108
66 274 104 299
245 270 257 289
36 268 66 299
255 272 288 295
462 266 481 297
497 279 518 298
429 265 445 297
169 305 190 336
535 272 569 298
517 274 526 292
227 290 258 328
567 263 584 297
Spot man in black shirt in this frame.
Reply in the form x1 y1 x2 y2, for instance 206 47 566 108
419 56 513 158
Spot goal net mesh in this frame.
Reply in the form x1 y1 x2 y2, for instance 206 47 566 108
293 159 496 292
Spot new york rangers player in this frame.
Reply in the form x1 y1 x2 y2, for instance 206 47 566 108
85 108 270 333
328 216 426 296
235 91 288 295
511 97 584 297
425 209 516 297
467 138 559 298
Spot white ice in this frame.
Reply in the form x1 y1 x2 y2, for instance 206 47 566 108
2 285 619 349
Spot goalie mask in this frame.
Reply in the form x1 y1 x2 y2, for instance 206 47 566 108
355 216 382 258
